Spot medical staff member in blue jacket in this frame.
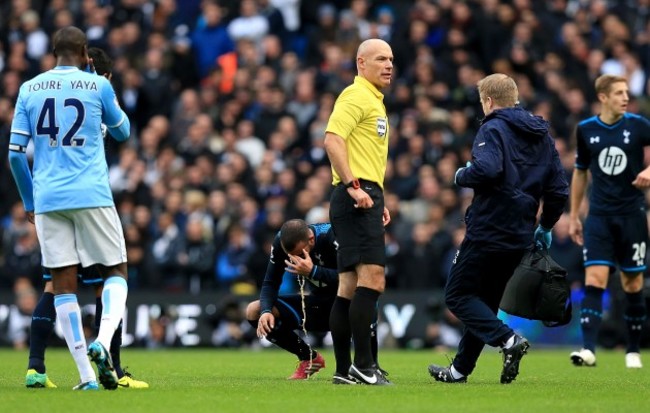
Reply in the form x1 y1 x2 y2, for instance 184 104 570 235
427 73 569 385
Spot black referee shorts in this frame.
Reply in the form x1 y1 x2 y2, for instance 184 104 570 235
329 180 386 272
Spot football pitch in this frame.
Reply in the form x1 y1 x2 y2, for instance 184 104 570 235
2 348 648 413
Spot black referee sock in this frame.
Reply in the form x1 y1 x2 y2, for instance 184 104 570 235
28 292 56 373
329 296 352 375
580 286 604 352
111 321 124 378
350 287 381 370
371 318 379 366
624 291 646 353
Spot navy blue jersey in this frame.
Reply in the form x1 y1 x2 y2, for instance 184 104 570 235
259 223 339 314
575 113 650 216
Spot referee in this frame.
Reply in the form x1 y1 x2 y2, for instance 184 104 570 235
324 38 393 386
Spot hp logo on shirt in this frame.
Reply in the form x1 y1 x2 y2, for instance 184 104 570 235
598 146 627 175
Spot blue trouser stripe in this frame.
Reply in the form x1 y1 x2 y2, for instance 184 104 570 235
277 298 302 326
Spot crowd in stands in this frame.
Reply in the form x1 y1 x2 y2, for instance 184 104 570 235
1 0 650 297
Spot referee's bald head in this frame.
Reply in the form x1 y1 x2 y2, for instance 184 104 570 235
356 38 393 90
53 26 87 59
357 39 391 59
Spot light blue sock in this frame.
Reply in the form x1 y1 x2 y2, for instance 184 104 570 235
96 276 128 349
54 294 95 382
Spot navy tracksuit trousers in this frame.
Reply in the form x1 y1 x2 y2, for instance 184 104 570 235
444 238 527 376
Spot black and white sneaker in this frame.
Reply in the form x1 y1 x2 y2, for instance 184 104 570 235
332 373 357 385
348 364 392 385
500 334 530 384
427 364 467 383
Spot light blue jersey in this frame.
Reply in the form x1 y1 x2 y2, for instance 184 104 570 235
9 66 130 214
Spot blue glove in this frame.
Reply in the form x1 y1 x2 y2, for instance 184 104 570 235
454 161 472 185
534 225 552 249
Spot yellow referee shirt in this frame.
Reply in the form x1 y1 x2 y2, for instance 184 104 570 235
326 76 389 189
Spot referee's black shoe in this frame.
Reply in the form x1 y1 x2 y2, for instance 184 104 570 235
348 364 392 385
500 334 530 384
332 373 357 385
427 364 467 383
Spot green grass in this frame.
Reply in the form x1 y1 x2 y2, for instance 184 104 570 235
2 348 649 413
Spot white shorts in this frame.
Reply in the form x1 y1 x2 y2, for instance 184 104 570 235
35 207 127 268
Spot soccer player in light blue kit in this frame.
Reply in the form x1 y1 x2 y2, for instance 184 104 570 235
24 47 148 390
8 26 131 390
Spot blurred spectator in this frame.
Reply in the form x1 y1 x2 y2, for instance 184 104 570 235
305 3 338 67
209 298 255 347
191 0 234 79
234 119 266 168
140 47 174 123
180 217 217 294
169 26 200 91
549 212 585 288
286 69 318 130
396 222 444 290
152 211 185 291
227 0 270 44
215 223 256 290
424 305 463 351
5 278 38 349
1 224 41 289
253 85 291 142
124 222 154 289
1 203 39 288
116 67 147 131
20 10 48 65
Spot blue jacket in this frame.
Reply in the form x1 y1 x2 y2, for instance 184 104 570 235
456 107 569 250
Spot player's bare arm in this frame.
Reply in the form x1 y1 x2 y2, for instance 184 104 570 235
569 169 589 246
632 165 650 189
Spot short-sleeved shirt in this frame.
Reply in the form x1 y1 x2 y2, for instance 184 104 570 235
326 76 389 188
574 113 650 216
10 66 129 214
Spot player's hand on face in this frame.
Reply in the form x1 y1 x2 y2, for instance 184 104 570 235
257 312 275 338
347 187 373 209
568 216 583 246
26 211 35 224
285 249 313 277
